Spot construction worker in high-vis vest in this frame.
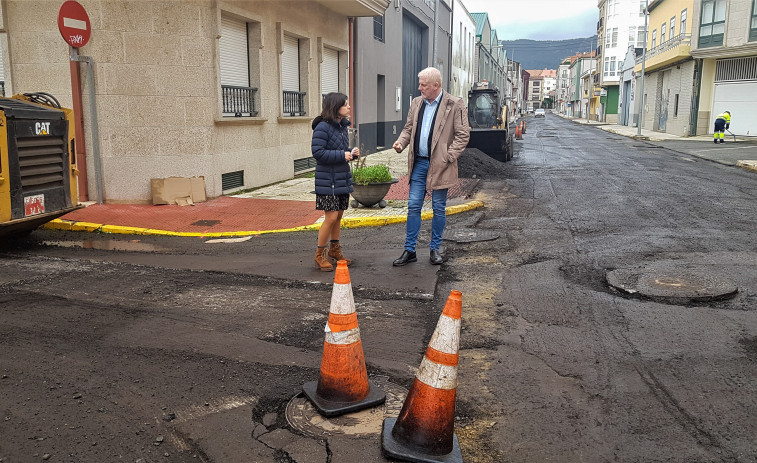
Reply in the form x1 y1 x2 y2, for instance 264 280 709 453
713 110 731 144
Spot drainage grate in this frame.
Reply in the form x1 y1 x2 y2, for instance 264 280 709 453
294 157 316 172
191 220 221 227
222 170 244 191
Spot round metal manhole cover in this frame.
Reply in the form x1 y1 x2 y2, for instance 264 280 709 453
442 228 500 243
285 376 407 439
606 266 738 303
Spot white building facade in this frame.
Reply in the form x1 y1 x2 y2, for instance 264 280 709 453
597 0 648 122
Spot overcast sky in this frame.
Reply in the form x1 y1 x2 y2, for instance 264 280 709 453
459 0 599 41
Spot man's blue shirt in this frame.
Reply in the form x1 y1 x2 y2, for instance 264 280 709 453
418 90 442 158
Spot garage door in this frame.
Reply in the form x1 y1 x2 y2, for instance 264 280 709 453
711 82 757 136
711 57 757 136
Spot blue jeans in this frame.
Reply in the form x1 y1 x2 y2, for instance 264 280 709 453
404 156 448 252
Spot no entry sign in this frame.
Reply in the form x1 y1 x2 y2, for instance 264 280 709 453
57 0 91 47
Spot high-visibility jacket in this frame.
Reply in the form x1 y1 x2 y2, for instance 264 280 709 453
715 112 731 124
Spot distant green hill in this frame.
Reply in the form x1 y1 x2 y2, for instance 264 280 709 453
502 36 597 70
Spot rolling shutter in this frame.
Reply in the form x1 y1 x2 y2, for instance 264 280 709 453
321 47 339 96
219 15 249 87
282 35 300 92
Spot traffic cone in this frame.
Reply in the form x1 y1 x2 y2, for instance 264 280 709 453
302 260 386 417
382 290 463 463
515 123 522 140
521 120 526 134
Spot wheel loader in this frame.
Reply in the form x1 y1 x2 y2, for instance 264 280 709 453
467 81 513 162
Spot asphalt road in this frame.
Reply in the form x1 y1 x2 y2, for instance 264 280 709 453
2 114 757 462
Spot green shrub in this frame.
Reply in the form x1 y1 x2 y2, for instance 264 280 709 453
352 164 392 185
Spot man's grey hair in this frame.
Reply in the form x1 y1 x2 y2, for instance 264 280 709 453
418 67 442 86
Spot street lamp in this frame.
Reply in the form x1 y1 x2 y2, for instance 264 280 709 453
637 0 648 136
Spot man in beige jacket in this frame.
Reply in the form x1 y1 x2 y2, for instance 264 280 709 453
391 67 470 266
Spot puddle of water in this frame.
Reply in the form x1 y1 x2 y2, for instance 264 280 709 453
42 240 170 252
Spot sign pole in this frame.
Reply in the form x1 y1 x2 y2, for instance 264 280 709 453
70 47 105 204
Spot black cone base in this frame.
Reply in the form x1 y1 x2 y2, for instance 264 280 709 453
381 417 463 463
302 380 386 418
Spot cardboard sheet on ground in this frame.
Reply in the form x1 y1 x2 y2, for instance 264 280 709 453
151 177 207 206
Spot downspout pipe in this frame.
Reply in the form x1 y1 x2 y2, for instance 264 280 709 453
349 17 355 129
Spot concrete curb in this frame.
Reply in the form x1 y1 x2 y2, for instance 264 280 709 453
42 200 485 238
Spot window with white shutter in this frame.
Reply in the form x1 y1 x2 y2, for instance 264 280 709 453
282 35 305 116
282 35 300 92
219 14 260 117
321 47 339 97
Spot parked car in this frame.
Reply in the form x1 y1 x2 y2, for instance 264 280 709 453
534 108 546 117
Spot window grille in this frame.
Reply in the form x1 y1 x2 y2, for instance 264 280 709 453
222 85 258 117
715 56 757 82
283 91 307 116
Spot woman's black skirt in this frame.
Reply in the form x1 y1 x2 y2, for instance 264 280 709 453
316 193 350 211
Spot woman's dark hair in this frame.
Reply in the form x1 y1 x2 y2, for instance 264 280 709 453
320 92 348 122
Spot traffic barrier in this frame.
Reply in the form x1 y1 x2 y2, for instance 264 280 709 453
382 290 463 463
302 260 386 417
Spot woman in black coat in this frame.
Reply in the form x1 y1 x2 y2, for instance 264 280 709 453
311 92 360 271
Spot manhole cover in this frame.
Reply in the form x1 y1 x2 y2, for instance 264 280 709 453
285 376 407 439
442 228 500 243
606 266 738 303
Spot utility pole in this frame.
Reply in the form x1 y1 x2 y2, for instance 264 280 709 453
637 0 648 136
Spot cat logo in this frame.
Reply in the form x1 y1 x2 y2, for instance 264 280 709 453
35 122 51 135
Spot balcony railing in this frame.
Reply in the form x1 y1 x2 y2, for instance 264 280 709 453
222 85 258 117
283 91 307 116
636 34 691 64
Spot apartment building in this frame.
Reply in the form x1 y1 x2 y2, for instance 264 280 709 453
0 0 388 203
690 0 757 136
568 51 597 119
597 0 648 122
471 12 507 93
526 69 556 110
557 58 571 114
631 0 696 136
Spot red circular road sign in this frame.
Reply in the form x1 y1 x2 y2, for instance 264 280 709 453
57 0 91 48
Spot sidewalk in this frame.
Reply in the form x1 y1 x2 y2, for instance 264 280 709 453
45 148 484 237
556 111 757 169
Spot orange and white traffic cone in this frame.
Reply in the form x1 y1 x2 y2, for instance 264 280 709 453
302 260 386 417
382 290 463 463
521 120 526 134
515 123 522 140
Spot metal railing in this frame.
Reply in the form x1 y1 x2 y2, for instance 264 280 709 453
636 34 691 64
222 85 258 117
283 91 306 116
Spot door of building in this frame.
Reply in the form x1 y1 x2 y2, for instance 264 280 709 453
621 80 631 126
402 14 424 123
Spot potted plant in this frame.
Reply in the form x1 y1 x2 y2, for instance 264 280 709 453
350 154 398 208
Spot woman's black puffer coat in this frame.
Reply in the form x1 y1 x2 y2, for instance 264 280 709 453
311 116 353 196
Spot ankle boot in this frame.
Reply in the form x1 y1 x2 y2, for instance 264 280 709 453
328 241 351 266
315 247 333 272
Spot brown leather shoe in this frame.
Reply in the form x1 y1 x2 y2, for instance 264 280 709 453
315 247 333 271
328 241 351 266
